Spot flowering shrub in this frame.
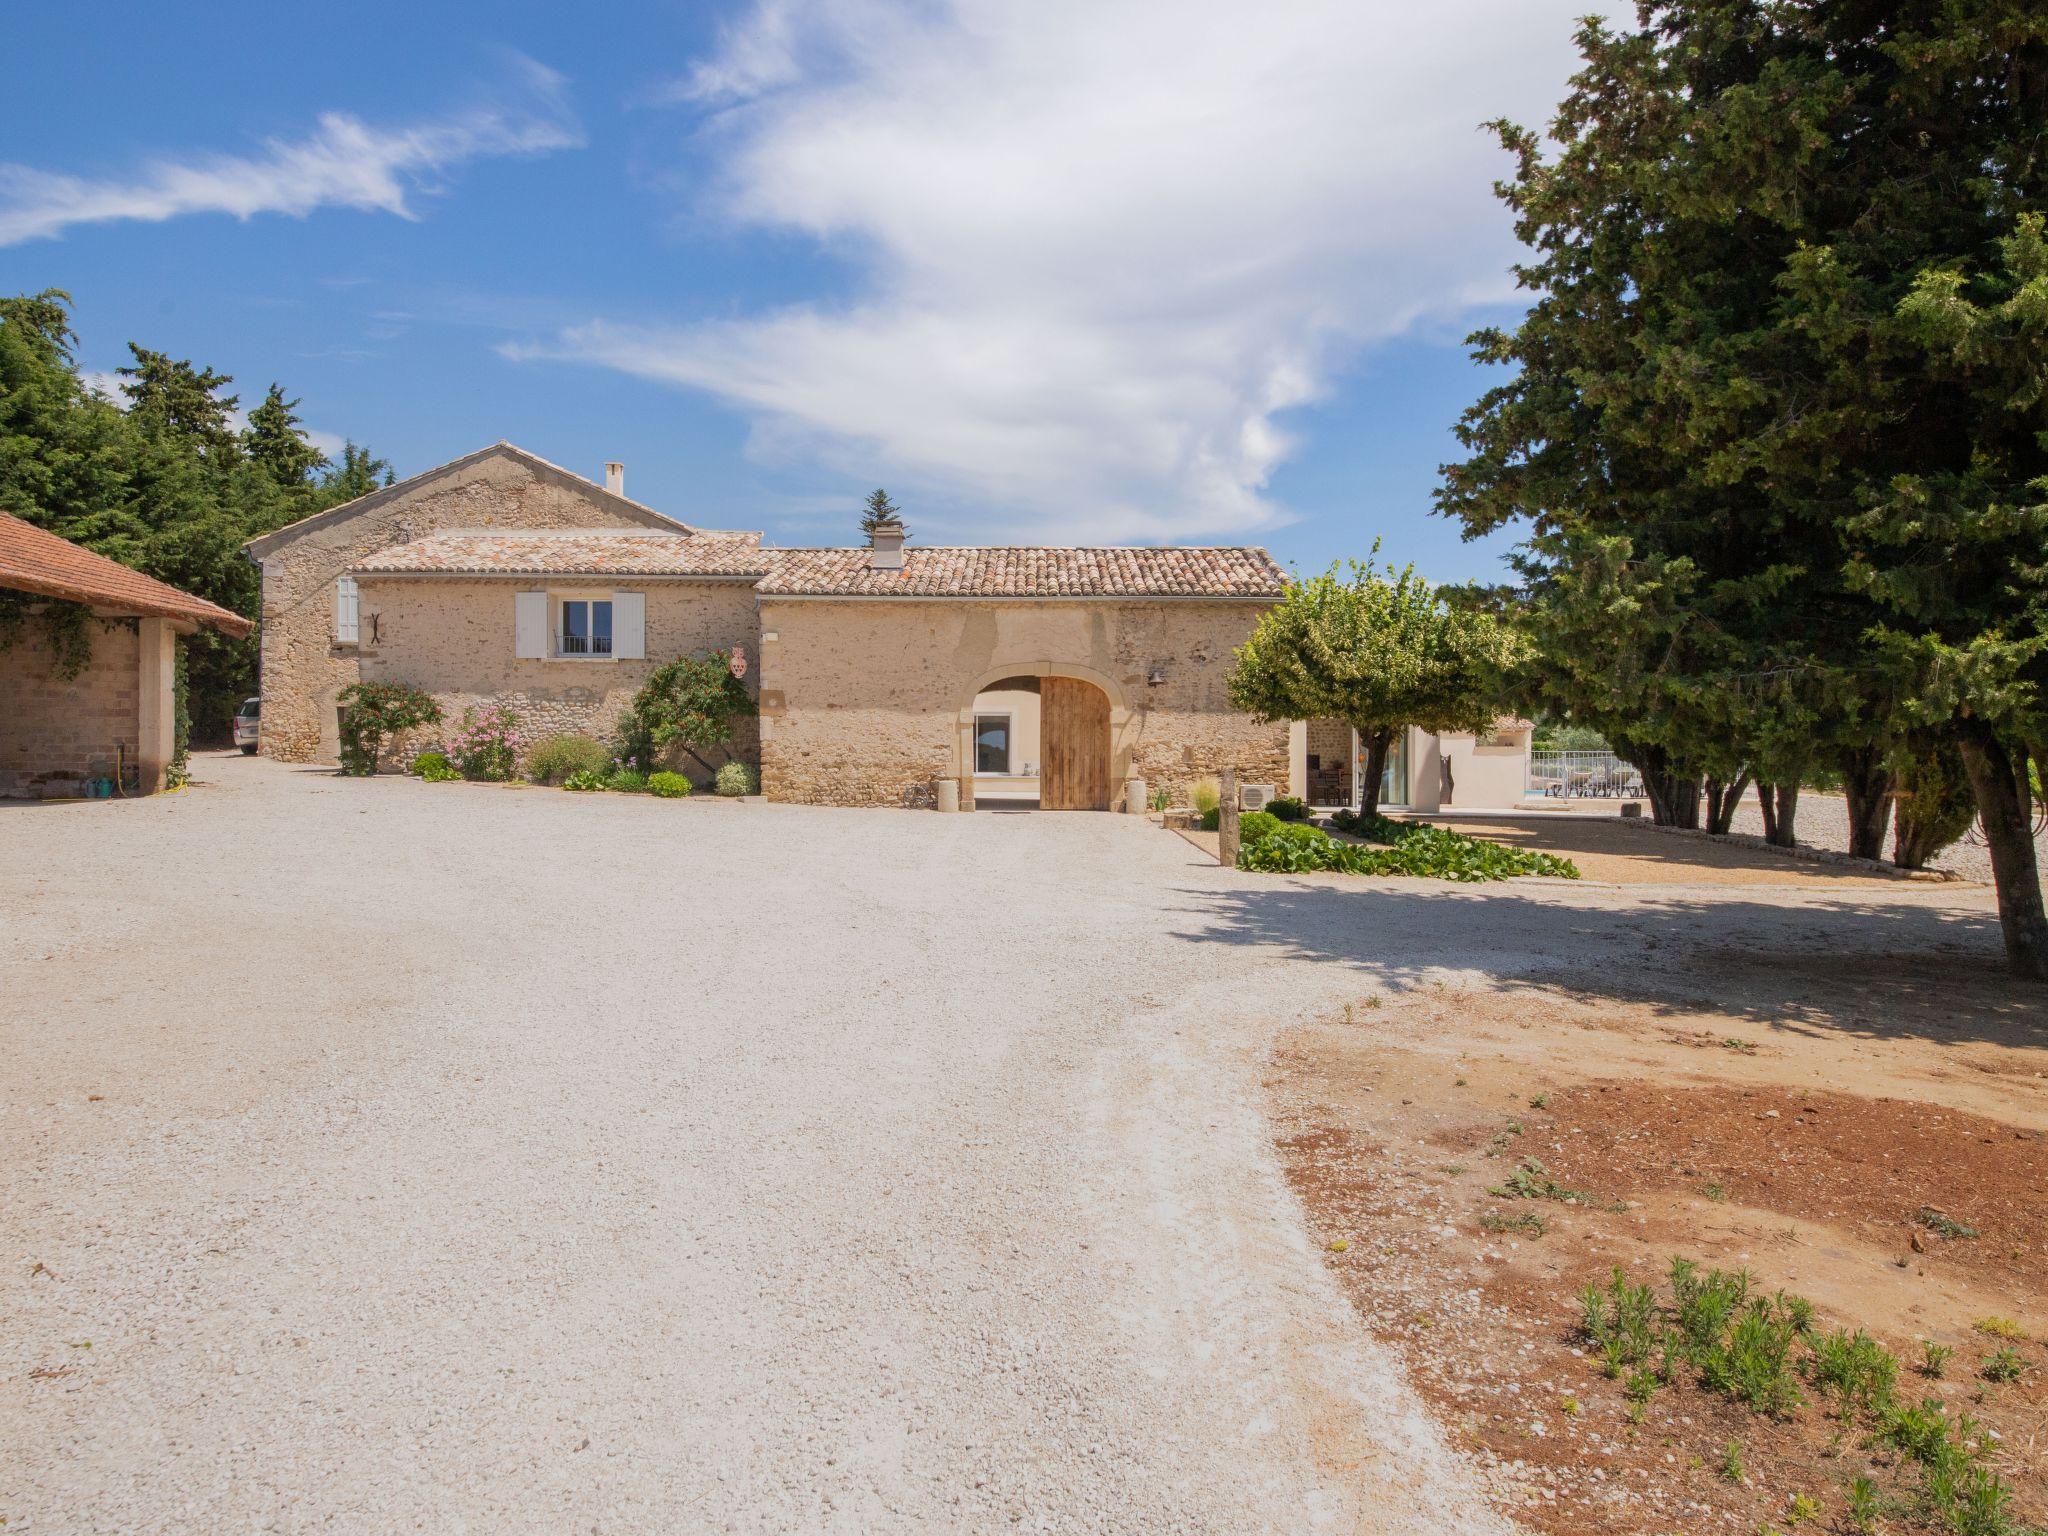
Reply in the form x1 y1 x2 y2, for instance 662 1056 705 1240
648 771 692 798
714 761 757 797
446 705 523 781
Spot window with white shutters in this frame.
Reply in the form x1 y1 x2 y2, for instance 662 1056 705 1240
334 576 359 644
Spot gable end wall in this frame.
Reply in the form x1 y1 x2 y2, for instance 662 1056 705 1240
257 452 668 762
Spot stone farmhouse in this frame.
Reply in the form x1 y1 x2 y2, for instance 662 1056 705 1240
244 441 1525 811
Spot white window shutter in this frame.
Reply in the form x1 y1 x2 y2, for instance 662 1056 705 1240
612 591 646 660
514 590 546 659
334 576 359 643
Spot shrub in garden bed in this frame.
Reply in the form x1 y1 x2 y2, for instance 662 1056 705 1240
714 761 757 797
648 771 692 798
525 734 609 785
607 768 650 793
1240 813 1577 881
561 768 608 792
412 750 460 783
1267 796 1310 822
336 682 441 776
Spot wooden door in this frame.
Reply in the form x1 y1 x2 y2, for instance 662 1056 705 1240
1040 676 1111 810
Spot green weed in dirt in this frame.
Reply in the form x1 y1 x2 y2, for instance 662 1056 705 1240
1917 1207 1979 1240
1979 1347 2026 1384
1490 1157 1584 1203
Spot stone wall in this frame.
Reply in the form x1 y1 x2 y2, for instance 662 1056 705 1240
0 613 141 796
354 577 761 779
757 598 1286 807
255 448 678 763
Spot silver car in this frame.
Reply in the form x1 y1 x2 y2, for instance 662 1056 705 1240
232 696 260 754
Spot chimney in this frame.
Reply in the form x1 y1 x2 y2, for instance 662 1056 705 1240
868 517 907 571
604 461 625 497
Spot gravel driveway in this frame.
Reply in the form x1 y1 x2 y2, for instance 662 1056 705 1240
0 755 2006 1534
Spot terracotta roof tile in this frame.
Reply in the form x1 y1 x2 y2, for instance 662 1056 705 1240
352 530 773 578
755 545 1286 599
0 512 252 635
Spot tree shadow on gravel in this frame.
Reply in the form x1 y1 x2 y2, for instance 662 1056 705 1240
1170 881 2046 1051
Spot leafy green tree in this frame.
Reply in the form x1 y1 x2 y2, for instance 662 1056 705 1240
1440 4 2048 972
118 345 240 461
320 441 393 502
243 384 328 487
1228 555 1522 817
859 488 901 535
0 290 384 743
335 681 442 775
616 651 754 777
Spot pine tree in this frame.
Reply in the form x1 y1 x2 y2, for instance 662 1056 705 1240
859 488 902 536
321 442 393 503
243 383 328 487
118 345 240 462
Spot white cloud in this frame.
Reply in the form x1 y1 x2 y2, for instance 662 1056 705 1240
529 0 1613 542
0 54 580 246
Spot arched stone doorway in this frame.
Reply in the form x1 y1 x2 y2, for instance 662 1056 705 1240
956 663 1127 811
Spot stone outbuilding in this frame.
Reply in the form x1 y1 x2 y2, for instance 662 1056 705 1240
753 542 1290 808
0 511 252 798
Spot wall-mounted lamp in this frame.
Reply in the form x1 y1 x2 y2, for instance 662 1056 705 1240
1146 664 1167 686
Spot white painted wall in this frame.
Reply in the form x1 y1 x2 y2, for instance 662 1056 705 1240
970 681 1042 800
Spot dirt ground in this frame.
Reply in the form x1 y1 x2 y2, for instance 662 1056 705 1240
1267 944 2048 1534
1409 814 1933 888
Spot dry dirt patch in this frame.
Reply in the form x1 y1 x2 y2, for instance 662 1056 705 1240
1416 814 1921 887
1267 957 2048 1535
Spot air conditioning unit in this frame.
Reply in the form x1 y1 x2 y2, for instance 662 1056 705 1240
1239 783 1277 811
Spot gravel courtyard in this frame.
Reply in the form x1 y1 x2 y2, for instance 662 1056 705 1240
0 754 2011 1534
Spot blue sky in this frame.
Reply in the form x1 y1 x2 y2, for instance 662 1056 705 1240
0 1 1605 581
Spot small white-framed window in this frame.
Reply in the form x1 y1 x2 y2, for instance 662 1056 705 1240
974 714 1011 775
557 597 613 657
334 576 359 644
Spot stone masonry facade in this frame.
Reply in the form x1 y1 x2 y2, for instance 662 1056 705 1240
249 442 1293 807
757 598 1287 807
253 447 683 763
355 577 761 779
0 616 140 794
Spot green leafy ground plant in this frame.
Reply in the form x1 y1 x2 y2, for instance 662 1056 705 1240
1240 814 1579 881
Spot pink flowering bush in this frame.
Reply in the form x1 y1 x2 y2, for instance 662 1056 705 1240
446 704 524 782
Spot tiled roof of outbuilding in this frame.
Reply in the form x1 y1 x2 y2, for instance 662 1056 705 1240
754 545 1287 599
0 511 253 635
352 530 772 578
